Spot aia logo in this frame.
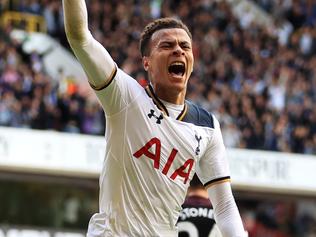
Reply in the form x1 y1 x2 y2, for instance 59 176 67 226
133 137 194 184
148 109 163 124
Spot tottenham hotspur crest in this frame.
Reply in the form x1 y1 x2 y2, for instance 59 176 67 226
195 132 202 155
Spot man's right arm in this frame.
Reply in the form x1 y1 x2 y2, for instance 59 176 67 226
62 0 116 89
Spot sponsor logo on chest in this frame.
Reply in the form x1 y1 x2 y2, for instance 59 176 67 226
133 137 194 184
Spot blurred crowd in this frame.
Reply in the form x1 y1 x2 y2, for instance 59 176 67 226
0 1 105 135
1 0 315 154
0 36 105 134
240 199 316 237
0 0 316 236
252 0 316 27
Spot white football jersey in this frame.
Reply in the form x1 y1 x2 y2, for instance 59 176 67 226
87 67 230 237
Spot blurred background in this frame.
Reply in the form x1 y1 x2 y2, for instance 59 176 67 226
0 0 316 236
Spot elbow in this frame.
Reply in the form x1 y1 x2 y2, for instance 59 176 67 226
65 32 86 46
65 24 89 45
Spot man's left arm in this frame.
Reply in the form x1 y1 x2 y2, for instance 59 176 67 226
196 114 247 237
206 182 247 237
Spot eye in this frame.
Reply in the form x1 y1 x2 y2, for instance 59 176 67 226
160 43 172 49
181 43 191 50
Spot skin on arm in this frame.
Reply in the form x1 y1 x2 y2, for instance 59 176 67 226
62 0 116 88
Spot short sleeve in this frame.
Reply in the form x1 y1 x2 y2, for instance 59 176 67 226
195 115 231 188
94 68 144 116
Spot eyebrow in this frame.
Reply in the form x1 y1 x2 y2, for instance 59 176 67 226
158 39 191 46
159 40 173 45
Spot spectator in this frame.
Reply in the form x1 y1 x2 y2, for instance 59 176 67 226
1 0 315 155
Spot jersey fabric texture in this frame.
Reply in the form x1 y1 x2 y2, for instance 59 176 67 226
178 195 222 237
87 68 230 237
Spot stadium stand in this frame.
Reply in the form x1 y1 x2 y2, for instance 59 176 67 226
0 0 316 236
1 0 315 154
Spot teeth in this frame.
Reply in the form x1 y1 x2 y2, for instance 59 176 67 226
170 62 184 66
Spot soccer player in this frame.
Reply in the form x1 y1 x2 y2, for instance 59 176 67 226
177 174 222 237
62 1 247 236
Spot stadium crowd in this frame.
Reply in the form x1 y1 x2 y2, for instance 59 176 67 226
0 0 316 236
1 0 315 154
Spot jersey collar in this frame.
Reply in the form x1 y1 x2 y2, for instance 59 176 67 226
145 85 188 121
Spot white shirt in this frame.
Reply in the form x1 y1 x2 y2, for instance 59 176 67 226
87 68 230 237
64 2 246 235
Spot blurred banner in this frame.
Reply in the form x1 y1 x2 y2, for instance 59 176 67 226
0 126 104 178
0 225 84 237
227 148 316 195
0 126 316 195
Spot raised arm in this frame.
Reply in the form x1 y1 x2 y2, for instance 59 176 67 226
62 0 116 89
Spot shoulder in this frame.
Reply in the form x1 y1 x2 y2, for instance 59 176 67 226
182 100 214 129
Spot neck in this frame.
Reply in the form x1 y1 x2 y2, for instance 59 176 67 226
152 84 186 105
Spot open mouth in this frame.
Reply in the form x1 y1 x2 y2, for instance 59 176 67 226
168 62 185 77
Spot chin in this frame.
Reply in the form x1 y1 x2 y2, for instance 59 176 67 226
169 82 186 92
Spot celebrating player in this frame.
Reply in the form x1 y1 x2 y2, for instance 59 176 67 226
62 0 247 236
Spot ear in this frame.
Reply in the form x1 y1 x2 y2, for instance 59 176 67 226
142 56 150 71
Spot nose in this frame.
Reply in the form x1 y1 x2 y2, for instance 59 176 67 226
173 44 184 56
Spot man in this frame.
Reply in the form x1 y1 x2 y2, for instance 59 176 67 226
62 1 246 236
177 174 222 237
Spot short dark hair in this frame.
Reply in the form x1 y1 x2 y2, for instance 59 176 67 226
139 17 192 57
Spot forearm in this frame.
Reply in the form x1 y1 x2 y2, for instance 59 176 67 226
207 182 247 237
62 0 89 42
62 0 115 88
